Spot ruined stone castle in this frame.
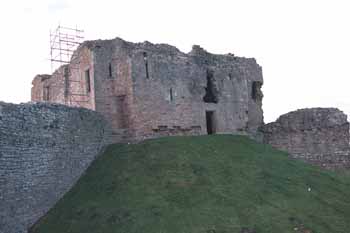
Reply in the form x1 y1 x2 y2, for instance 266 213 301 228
31 38 264 141
2 37 350 233
0 38 265 233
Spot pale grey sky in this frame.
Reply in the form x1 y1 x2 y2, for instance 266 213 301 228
0 0 349 123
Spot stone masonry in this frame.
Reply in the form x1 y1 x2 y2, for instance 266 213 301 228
31 37 264 141
262 108 350 169
2 36 350 233
0 102 112 233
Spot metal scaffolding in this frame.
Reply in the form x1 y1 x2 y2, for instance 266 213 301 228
49 25 89 105
50 25 84 72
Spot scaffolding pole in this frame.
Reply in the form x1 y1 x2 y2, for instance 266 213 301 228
49 25 89 105
50 24 84 72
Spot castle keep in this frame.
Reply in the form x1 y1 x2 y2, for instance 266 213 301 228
31 38 264 141
2 37 350 233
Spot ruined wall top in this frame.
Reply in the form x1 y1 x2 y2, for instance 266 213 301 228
36 37 263 85
73 37 261 68
264 108 348 132
31 74 51 85
262 108 350 169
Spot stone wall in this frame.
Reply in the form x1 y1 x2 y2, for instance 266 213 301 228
31 37 264 142
130 43 264 140
31 74 51 102
31 47 96 111
262 108 350 169
91 39 134 141
0 102 112 233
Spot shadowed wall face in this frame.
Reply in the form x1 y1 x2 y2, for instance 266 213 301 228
0 102 112 233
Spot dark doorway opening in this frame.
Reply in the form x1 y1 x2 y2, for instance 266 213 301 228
206 111 215 135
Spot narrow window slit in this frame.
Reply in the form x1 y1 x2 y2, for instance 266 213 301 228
85 69 91 93
108 63 112 78
170 88 174 101
143 52 149 79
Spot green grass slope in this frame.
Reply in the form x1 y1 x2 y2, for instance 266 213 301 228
30 135 350 233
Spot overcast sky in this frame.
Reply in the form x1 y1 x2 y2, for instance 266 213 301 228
0 0 349 123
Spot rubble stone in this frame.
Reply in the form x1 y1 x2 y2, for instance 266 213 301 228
262 108 350 169
0 102 112 233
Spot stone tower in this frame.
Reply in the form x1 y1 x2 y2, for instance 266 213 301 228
32 38 264 141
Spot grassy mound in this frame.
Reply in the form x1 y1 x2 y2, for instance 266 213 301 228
30 135 350 233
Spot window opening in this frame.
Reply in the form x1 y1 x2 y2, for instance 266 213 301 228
108 63 112 78
43 86 50 101
203 70 218 103
85 69 91 93
252 81 263 101
170 88 174 101
143 52 149 79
